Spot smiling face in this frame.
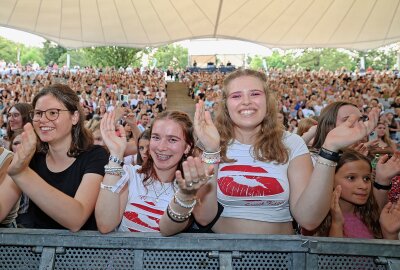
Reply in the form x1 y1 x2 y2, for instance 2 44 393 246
225 76 267 134
32 94 78 146
7 107 23 131
334 160 372 213
149 119 189 177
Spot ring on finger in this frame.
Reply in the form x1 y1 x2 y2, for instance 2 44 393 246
192 179 200 184
187 182 193 187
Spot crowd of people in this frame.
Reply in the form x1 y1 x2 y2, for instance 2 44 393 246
0 61 400 241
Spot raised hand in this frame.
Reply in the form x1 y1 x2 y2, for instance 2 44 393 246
8 123 37 176
194 100 220 152
375 152 400 184
380 200 400 239
175 156 214 198
124 112 138 127
324 108 379 152
100 111 127 158
330 185 344 227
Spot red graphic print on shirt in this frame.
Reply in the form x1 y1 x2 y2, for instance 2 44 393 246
123 201 163 232
218 165 283 197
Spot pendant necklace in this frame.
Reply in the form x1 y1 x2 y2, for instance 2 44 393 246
151 182 173 203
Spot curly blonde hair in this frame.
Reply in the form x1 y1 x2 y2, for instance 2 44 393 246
215 69 288 164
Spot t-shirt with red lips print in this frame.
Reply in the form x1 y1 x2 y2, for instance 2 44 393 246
217 132 309 223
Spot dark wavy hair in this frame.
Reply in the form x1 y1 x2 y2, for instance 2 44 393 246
314 149 382 238
32 84 93 157
137 111 194 184
6 103 32 140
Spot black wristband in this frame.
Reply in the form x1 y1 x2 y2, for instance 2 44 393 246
373 181 392 190
166 207 189 223
318 147 341 162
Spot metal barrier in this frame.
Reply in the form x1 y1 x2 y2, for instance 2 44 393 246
0 228 399 270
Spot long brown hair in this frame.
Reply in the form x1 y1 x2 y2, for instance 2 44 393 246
137 111 194 184
215 69 288 163
32 84 93 157
314 149 382 238
6 103 32 140
311 101 357 151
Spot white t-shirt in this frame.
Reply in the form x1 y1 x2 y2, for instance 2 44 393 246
118 165 177 232
217 132 309 222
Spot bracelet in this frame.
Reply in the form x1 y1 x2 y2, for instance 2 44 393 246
201 149 221 164
167 204 192 223
100 182 117 192
318 147 341 162
373 181 392 190
316 159 337 167
104 165 125 176
174 193 197 209
109 155 124 166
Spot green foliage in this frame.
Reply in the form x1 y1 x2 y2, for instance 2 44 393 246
42 40 67 65
151 44 188 70
362 49 397 70
0 36 19 63
58 49 90 67
83 46 142 68
20 47 44 66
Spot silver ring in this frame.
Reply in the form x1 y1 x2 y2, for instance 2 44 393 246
192 179 199 184
187 182 193 187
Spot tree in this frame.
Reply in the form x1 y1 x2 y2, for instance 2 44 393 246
83 46 142 68
58 49 90 68
0 37 19 63
20 47 44 66
42 40 67 66
151 44 188 70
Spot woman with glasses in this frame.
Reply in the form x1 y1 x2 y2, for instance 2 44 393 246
0 84 108 231
1 103 32 149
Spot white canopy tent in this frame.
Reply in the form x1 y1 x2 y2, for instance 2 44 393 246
0 0 399 50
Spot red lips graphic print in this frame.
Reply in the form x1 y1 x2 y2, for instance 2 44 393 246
124 201 164 232
218 165 283 197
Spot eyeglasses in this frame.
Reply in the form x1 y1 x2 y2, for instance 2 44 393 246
7 112 21 119
30 109 70 122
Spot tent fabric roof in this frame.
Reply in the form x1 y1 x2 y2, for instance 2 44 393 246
0 0 399 50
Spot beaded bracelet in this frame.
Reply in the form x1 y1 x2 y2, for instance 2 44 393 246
174 193 197 209
316 159 337 167
167 204 192 223
109 155 124 166
104 165 125 176
201 149 221 164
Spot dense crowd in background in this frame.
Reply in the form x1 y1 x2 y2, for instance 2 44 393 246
0 60 400 240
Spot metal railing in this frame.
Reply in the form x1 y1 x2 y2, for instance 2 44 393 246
1 228 399 270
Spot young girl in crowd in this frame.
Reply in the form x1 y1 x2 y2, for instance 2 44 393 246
0 84 108 231
135 130 150 165
161 69 379 236
369 122 397 156
314 149 400 239
2 103 32 150
95 110 213 233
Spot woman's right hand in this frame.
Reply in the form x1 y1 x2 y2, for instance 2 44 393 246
8 123 37 176
100 111 127 158
194 100 220 152
175 156 214 198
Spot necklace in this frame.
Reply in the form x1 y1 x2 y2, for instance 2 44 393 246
150 182 174 203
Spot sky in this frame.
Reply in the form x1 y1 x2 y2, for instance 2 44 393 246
0 27 272 56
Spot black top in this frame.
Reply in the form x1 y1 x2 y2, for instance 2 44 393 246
27 145 108 230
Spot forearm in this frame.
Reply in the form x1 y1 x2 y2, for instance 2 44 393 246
292 156 335 230
329 223 344 237
123 140 137 156
11 169 95 231
95 174 126 233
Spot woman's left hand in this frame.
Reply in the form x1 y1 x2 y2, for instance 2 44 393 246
375 152 400 184
380 200 400 239
8 123 37 176
324 108 379 152
175 156 214 198
194 100 220 152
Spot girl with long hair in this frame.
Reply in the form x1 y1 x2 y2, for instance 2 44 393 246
314 149 400 239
